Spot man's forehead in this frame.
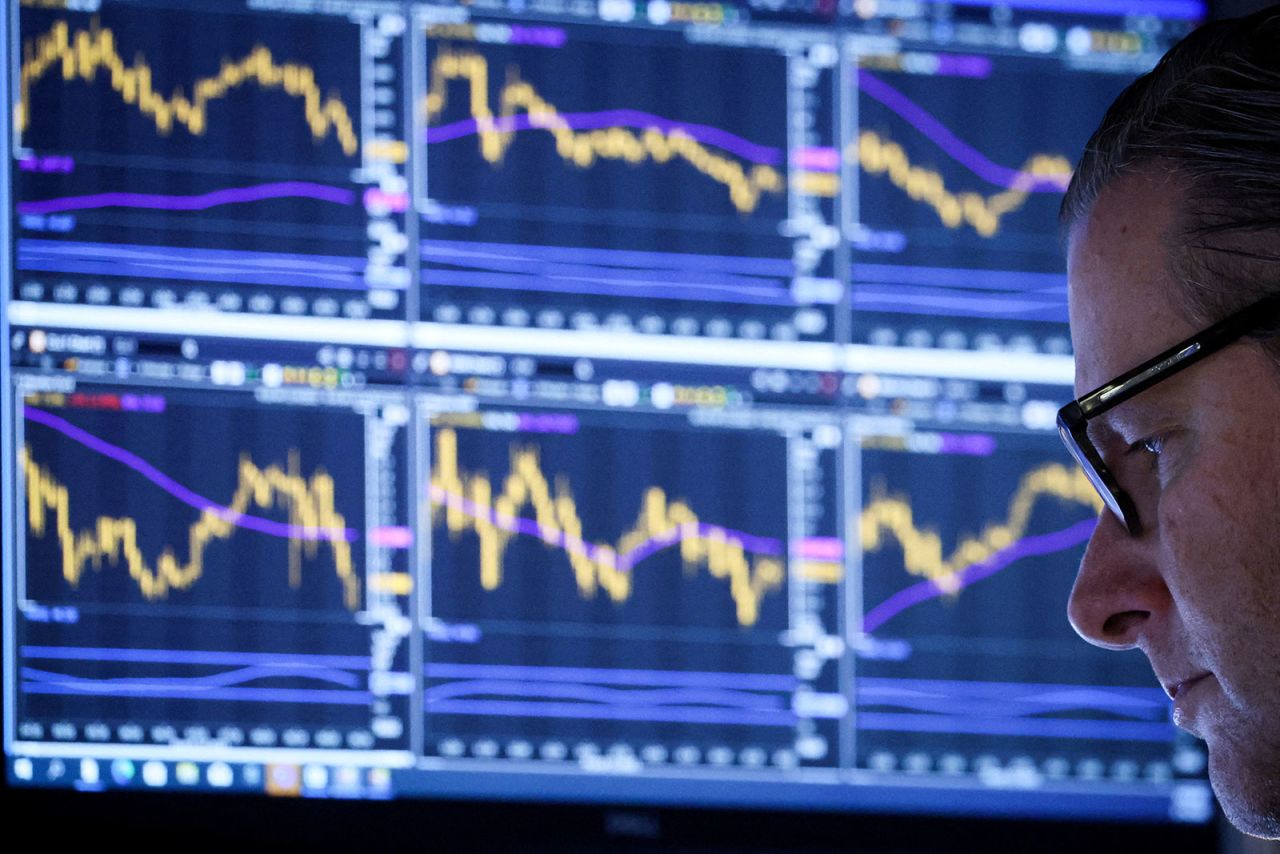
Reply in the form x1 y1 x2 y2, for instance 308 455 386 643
1066 172 1198 397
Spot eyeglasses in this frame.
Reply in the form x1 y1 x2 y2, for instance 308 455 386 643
1058 292 1280 536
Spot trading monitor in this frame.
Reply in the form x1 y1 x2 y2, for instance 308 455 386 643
2 0 1215 847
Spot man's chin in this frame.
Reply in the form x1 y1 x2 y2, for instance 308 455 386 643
1209 739 1280 839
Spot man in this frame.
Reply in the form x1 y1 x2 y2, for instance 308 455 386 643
1055 6 1280 838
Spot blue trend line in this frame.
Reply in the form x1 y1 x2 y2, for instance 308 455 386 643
424 679 785 710
22 664 361 690
421 238 795 305
850 287 1068 321
424 698 796 726
20 645 370 669
852 263 1066 293
857 685 1167 721
21 683 370 705
425 663 796 691
858 676 1165 704
422 239 794 276
423 269 794 306
17 239 378 291
424 246 785 290
858 712 1175 743
23 406 359 543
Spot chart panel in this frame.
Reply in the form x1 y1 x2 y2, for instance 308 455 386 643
13 0 409 321
845 49 1135 354
853 425 1184 786
421 403 845 775
418 15 841 343
12 379 412 753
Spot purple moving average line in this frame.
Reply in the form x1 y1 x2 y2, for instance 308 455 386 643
857 69 1070 192
429 484 782 572
426 108 783 166
862 518 1097 633
16 181 356 216
23 406 358 543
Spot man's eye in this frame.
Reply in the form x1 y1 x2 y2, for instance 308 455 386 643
1128 434 1166 459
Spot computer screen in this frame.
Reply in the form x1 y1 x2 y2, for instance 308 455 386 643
3 0 1214 836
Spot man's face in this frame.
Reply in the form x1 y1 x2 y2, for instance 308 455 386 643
1066 170 1280 837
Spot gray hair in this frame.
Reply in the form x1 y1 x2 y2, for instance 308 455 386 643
1061 6 1280 359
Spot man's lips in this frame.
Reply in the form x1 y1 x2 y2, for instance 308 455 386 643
1165 672 1211 701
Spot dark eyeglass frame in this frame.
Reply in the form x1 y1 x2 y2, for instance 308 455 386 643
1058 292 1280 536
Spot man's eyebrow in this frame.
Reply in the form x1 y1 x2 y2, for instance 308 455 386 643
1093 394 1183 443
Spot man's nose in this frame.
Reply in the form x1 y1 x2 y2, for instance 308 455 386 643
1067 509 1170 650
